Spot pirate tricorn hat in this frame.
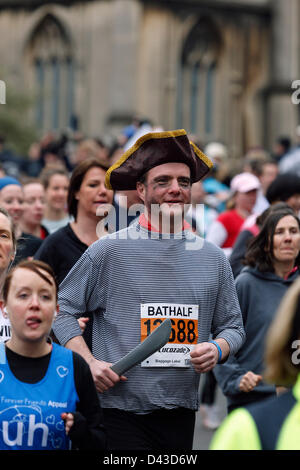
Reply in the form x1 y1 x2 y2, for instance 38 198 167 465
105 129 213 190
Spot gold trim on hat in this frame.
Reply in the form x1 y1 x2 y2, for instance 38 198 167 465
190 141 214 169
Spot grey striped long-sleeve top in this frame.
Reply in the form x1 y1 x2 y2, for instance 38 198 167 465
53 222 245 412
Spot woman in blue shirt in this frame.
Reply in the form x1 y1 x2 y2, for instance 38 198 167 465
0 259 106 450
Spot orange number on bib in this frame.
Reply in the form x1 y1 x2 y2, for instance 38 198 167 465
141 318 197 344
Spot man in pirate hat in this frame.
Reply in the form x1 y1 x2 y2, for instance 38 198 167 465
53 129 245 450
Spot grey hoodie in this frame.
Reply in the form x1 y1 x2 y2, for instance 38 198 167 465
214 266 299 410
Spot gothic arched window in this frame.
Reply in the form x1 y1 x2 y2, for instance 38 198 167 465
176 18 222 139
27 14 75 132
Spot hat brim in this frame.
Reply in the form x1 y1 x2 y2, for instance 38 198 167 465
232 184 260 193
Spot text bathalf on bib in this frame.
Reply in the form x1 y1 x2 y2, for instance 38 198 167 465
140 303 198 368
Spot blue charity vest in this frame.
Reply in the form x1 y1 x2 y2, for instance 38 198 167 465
0 342 79 450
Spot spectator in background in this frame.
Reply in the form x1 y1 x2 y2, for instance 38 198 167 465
95 138 110 163
206 172 260 257
22 141 43 177
241 151 278 215
21 134 72 177
41 167 71 234
20 179 48 239
108 189 142 233
108 143 125 166
186 181 218 238
266 173 300 215
0 135 21 178
243 147 271 174
272 136 291 163
278 128 300 176
22 132 56 177
202 142 230 213
41 142 67 171
122 119 156 152
253 160 278 214
120 116 141 144
41 135 73 172
70 139 108 168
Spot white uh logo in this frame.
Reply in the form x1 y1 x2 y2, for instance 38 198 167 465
0 81 6 104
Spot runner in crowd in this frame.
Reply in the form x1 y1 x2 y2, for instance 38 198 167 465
20 179 48 239
229 172 300 279
40 167 71 234
0 177 43 263
230 201 298 279
52 129 245 451
211 274 300 450
0 259 107 450
34 158 113 285
214 207 300 413
206 172 260 257
34 157 114 348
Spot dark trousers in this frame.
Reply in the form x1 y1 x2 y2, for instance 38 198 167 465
102 407 196 451
200 371 217 405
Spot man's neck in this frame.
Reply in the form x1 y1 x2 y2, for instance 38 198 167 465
139 213 190 234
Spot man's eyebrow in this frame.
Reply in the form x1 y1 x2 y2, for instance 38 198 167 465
152 175 172 182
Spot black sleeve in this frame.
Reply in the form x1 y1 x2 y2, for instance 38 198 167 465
68 352 107 450
34 235 58 274
15 235 43 264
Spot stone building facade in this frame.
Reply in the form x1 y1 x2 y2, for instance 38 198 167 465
0 0 299 159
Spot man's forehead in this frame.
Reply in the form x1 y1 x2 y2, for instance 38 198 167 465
146 162 191 179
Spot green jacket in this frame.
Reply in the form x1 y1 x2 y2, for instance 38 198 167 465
210 374 300 450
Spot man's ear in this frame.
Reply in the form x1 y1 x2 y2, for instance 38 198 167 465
136 182 145 203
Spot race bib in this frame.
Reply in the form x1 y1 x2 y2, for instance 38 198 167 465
140 303 198 367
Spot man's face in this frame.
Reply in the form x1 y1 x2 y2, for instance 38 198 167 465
137 162 192 221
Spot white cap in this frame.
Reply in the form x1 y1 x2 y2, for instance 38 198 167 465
230 172 261 193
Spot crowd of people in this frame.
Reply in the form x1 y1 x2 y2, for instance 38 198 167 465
0 120 299 451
